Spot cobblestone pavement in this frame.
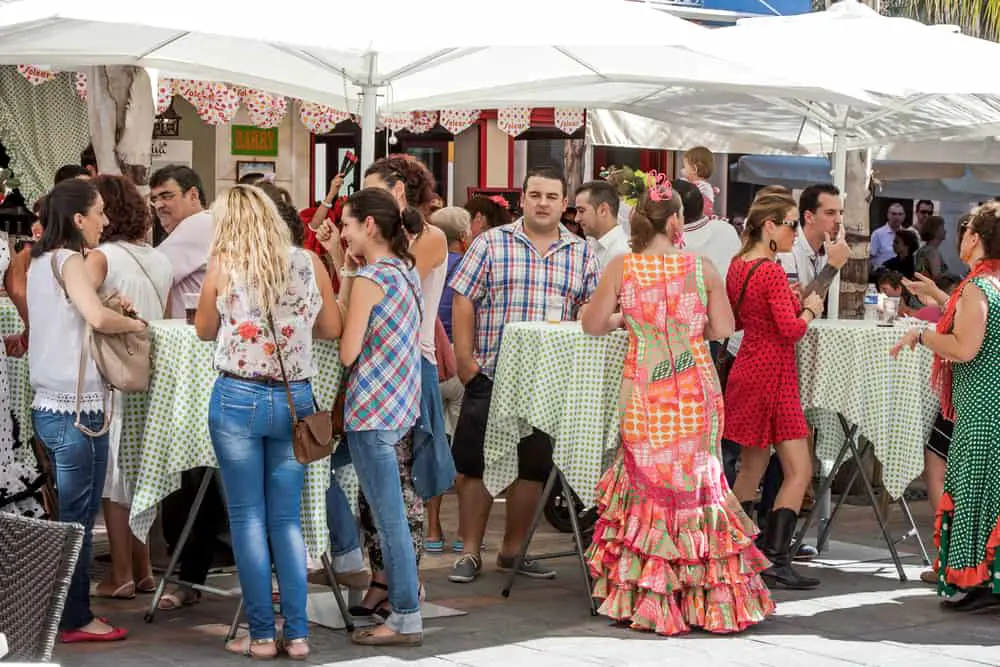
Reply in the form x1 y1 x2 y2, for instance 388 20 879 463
52 495 1000 667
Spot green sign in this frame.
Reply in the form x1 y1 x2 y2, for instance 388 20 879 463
231 125 278 157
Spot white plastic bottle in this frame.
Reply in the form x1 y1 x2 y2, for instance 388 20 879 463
864 283 879 321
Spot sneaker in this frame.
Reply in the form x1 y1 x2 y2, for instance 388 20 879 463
792 542 819 561
448 553 483 583
496 555 557 580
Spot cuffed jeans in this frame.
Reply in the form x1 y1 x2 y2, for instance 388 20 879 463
32 409 109 631
208 375 311 641
347 428 422 635
325 470 364 572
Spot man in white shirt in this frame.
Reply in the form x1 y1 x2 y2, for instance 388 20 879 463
574 180 630 271
675 180 740 279
777 184 852 296
149 165 214 319
870 202 905 271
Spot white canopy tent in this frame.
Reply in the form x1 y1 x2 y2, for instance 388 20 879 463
0 0 877 167
590 0 1000 316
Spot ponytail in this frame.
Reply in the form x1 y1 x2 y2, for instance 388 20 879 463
345 187 417 268
394 207 420 268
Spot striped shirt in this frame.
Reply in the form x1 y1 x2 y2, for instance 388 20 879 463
345 257 422 431
449 219 599 379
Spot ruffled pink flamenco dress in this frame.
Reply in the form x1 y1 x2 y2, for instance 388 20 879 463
585 254 774 635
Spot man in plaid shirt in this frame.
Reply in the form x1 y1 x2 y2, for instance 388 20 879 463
447 166 600 584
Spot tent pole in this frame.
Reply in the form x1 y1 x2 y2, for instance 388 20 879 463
583 134 594 182
827 130 848 320
360 84 378 172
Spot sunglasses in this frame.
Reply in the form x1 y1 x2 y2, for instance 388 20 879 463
768 218 799 229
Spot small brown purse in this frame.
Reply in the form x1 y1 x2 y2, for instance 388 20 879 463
268 314 334 465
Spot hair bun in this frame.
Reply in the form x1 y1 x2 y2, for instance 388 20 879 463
400 206 423 236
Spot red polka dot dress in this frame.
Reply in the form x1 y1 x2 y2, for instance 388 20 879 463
723 257 809 448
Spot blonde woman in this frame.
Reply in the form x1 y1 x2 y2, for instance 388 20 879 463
195 185 342 659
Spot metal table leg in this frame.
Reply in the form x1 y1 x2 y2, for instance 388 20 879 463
501 467 559 600
145 469 236 623
501 466 595 615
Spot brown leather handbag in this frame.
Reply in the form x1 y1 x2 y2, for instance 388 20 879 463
51 252 152 437
268 314 334 465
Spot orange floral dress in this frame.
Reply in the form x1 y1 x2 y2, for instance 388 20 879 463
586 253 774 635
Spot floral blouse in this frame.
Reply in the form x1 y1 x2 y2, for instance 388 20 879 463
213 247 322 381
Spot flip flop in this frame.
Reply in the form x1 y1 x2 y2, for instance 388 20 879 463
225 637 277 659
424 539 445 554
90 581 136 600
157 587 201 611
135 576 157 594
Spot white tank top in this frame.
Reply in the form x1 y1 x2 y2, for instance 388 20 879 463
98 241 173 321
419 257 448 364
28 250 105 413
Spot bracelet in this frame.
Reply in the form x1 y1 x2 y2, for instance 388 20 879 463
339 269 357 278
321 199 334 208
803 307 817 319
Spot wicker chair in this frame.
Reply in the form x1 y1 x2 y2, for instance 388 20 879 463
0 513 84 661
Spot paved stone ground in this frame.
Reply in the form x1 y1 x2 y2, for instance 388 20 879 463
53 494 1000 667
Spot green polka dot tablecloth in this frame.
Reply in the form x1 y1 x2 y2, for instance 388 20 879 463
124 320 356 558
797 319 938 500
482 321 628 502
0 297 31 446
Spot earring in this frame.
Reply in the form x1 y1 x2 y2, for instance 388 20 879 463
768 239 778 253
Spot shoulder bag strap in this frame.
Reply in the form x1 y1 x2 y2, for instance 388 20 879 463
717 258 769 359
50 251 112 436
266 312 321 421
115 242 167 315
50 251 70 300
382 261 424 321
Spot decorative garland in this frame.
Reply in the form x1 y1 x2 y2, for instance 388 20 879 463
12 65 583 136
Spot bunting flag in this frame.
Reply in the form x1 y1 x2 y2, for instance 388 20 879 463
299 102 350 134
381 111 413 133
439 109 480 135
554 108 585 134
246 90 288 128
16 65 58 85
410 110 439 134
73 72 87 100
155 79 175 115
497 107 532 137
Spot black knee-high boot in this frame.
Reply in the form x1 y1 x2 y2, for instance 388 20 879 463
759 508 820 590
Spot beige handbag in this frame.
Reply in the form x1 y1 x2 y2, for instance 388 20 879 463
51 252 152 437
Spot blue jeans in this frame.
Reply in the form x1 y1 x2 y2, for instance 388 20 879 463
347 428 422 635
325 471 363 571
208 375 311 641
32 409 109 631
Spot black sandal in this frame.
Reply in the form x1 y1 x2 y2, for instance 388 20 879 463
348 580 388 617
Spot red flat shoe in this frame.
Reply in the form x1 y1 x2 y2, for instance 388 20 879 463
59 625 129 643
